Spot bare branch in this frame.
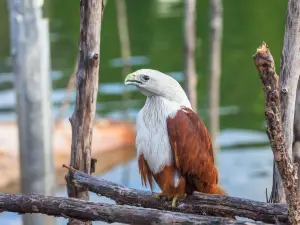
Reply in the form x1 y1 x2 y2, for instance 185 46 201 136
253 42 300 225
0 193 264 225
64 165 288 224
65 0 105 224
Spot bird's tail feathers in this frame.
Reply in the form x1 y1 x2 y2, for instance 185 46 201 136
212 185 227 195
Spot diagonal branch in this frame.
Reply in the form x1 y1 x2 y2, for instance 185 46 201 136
253 42 300 225
64 165 288 224
0 193 263 225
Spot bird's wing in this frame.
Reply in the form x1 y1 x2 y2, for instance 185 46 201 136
166 106 218 191
138 154 154 191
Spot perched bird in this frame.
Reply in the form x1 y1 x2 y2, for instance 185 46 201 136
124 69 226 207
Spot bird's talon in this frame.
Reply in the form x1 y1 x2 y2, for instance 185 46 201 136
155 193 165 199
171 196 178 208
167 196 173 201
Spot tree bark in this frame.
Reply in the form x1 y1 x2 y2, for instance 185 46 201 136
64 165 288 224
293 79 300 195
65 1 104 225
270 162 286 203
271 0 300 208
0 193 265 225
183 0 197 111
209 0 223 157
253 42 300 225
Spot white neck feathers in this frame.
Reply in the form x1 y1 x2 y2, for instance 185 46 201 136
135 96 182 173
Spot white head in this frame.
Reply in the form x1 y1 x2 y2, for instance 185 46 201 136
124 69 191 107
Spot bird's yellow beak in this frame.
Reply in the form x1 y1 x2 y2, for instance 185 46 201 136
124 72 137 85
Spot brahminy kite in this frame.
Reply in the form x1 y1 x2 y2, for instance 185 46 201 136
124 69 226 207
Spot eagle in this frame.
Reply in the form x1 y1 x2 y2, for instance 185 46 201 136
124 69 226 207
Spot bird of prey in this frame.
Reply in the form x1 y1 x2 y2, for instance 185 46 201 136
124 69 226 207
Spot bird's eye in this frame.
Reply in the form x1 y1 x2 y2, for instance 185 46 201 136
143 75 150 81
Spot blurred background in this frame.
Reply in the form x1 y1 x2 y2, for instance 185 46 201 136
0 0 287 224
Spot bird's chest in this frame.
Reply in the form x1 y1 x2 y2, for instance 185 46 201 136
136 109 174 174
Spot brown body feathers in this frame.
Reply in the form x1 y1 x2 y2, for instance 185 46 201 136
138 106 226 197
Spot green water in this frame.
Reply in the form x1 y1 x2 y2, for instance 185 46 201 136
0 0 287 132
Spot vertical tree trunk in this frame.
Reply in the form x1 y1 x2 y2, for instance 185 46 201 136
293 79 300 195
183 0 197 111
208 0 223 157
116 0 131 77
270 163 286 203
7 0 55 225
116 0 132 114
270 0 300 207
65 1 104 225
115 0 132 186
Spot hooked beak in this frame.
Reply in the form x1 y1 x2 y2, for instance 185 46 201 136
124 72 141 85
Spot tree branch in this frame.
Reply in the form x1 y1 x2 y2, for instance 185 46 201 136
63 165 288 224
253 42 300 225
0 193 264 225
66 1 104 224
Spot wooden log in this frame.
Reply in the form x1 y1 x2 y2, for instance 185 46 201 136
64 165 288 224
0 193 264 225
7 0 54 224
253 42 300 225
183 0 197 111
65 0 105 224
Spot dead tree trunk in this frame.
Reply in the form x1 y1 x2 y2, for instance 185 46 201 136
293 79 300 195
270 0 300 210
115 0 132 186
253 42 300 225
65 1 104 225
183 0 197 111
208 0 223 157
7 0 55 224
116 0 131 78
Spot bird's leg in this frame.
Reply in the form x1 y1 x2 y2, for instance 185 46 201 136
172 195 178 208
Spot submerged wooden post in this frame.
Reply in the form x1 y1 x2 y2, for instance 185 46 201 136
115 0 132 186
208 0 223 157
183 0 197 111
7 0 55 225
65 0 104 224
